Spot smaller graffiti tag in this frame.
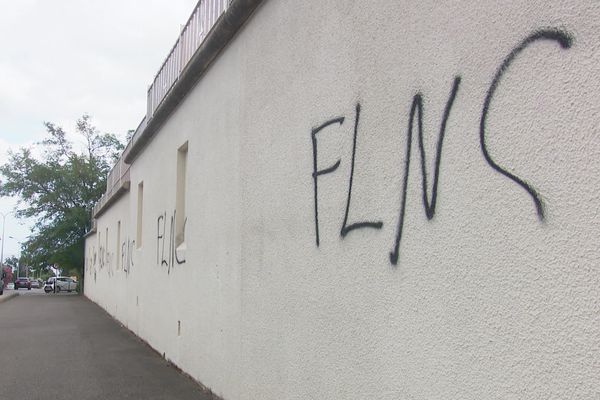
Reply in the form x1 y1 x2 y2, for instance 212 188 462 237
92 247 98 268
99 245 106 270
89 246 98 282
157 210 187 273
121 238 135 274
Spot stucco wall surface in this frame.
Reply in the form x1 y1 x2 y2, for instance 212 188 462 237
85 1 600 399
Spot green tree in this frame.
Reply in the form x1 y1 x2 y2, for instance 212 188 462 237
3 255 20 277
0 115 124 278
3 255 19 269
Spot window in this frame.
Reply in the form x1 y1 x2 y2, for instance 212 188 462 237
137 182 143 248
176 142 188 247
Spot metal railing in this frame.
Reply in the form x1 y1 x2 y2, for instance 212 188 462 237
147 0 229 119
91 117 148 217
122 117 147 163
92 158 130 217
106 155 130 192
91 0 230 217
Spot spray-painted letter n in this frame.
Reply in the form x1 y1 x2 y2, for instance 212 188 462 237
311 116 344 246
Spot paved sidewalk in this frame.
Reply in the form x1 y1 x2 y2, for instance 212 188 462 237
0 291 19 304
0 294 213 399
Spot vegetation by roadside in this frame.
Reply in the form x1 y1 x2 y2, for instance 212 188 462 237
0 116 125 280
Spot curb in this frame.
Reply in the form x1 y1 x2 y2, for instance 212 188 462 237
0 291 19 304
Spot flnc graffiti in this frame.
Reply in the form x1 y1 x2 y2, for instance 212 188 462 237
88 236 135 280
311 29 573 266
121 238 135 274
157 210 187 273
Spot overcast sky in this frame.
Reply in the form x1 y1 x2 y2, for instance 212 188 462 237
0 0 197 260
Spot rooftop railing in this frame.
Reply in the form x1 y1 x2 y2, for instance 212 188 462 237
91 156 130 218
147 0 229 119
91 117 147 218
91 0 231 219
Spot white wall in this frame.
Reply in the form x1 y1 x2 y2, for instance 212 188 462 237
85 1 600 399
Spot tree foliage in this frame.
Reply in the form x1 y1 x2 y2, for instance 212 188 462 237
3 255 18 268
0 115 124 274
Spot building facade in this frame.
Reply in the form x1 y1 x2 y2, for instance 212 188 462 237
85 1 600 399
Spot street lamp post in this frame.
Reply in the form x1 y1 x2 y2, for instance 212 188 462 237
0 213 20 278
0 212 8 293
0 211 7 268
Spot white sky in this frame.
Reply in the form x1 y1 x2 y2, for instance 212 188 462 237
0 0 197 259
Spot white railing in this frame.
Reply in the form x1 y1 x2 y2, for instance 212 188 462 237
105 156 130 193
147 0 229 118
91 117 147 217
92 158 130 217
92 1 230 217
122 117 146 163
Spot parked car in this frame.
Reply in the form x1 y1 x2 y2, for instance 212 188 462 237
44 277 77 293
43 278 53 293
6 282 14 290
14 277 31 290
0 270 4 295
30 279 41 289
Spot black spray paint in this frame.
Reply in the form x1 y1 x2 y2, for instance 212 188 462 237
479 29 573 221
157 210 187 274
121 238 135 274
310 28 574 266
311 117 344 246
341 103 384 237
389 77 461 265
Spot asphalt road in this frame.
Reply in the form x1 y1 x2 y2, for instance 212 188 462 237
0 291 213 399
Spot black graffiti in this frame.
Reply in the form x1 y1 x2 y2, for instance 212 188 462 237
85 246 98 275
389 77 461 265
157 213 166 266
311 116 344 246
99 245 106 270
341 103 384 237
480 29 573 221
176 217 187 265
100 245 115 276
157 210 187 273
312 108 384 246
311 28 573 266
121 238 135 274
90 246 98 281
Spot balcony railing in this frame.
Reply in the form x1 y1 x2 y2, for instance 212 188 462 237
92 157 130 218
147 0 229 119
91 0 235 219
91 117 147 218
